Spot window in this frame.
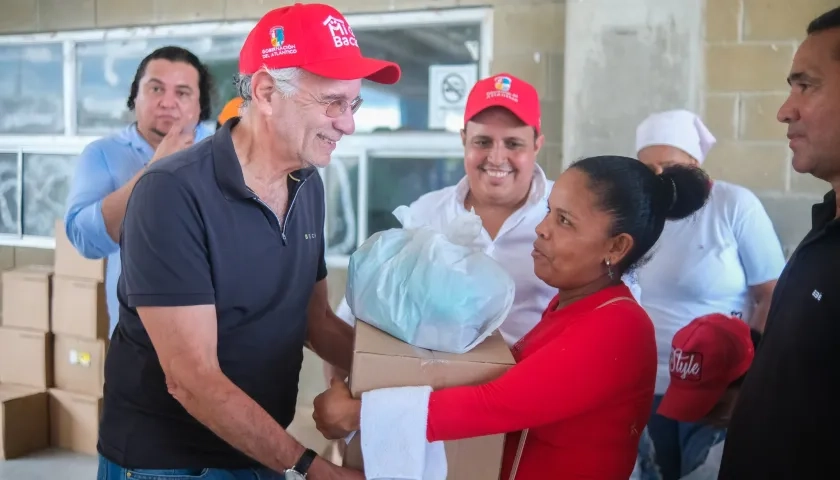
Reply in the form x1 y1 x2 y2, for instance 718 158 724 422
0 153 18 235
365 154 464 234
353 22 482 133
324 132 466 268
0 43 64 134
0 7 492 249
76 35 247 135
22 154 76 237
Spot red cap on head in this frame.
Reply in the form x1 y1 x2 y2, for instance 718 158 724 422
463 73 541 133
657 314 755 423
239 3 401 84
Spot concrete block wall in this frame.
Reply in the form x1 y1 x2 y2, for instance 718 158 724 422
703 0 837 255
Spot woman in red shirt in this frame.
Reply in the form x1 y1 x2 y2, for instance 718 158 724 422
313 155 712 479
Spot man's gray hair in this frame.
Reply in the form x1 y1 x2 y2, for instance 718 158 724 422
235 67 302 108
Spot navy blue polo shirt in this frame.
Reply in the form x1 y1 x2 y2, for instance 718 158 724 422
97 118 328 469
719 190 840 479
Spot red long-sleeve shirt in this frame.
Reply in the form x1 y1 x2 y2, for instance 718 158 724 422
427 284 657 479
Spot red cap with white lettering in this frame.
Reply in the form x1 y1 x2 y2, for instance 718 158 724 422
657 313 755 423
239 3 401 84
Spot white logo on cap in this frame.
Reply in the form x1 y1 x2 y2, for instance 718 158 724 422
669 348 703 381
323 15 358 48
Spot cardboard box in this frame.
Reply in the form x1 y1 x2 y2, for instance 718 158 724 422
54 220 106 282
54 335 108 396
345 321 515 480
51 276 109 340
0 384 49 459
48 388 102 455
1 265 53 331
0 327 52 389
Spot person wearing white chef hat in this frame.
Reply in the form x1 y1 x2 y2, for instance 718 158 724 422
631 109 786 480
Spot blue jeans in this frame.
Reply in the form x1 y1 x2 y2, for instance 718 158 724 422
97 455 286 480
636 395 726 480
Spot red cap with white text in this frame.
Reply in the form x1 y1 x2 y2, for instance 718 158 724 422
238 3 401 84
463 73 541 134
657 314 755 423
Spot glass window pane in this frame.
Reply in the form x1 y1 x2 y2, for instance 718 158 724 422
75 35 246 135
22 154 75 237
366 156 464 236
0 44 65 134
0 153 19 235
325 157 359 256
354 23 481 133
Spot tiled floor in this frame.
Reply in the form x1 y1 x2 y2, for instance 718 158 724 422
0 407 332 479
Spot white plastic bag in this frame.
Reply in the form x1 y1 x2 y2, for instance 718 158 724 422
346 205 516 354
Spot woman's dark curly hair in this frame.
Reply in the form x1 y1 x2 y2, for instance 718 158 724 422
126 46 214 122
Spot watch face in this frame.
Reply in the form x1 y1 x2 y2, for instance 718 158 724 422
284 471 305 480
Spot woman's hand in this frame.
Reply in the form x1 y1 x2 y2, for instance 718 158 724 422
313 377 362 440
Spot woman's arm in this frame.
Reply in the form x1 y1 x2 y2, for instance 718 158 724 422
427 305 654 441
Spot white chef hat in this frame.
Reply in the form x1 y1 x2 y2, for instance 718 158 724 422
635 109 717 164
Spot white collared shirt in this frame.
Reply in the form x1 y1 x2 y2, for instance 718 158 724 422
635 181 785 394
335 165 642 347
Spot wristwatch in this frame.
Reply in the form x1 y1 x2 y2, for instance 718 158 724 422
284 448 317 479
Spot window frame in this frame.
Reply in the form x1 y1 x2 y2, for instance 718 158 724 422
0 6 494 249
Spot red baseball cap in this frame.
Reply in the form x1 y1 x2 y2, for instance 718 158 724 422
463 73 541 134
239 3 401 84
657 314 755 423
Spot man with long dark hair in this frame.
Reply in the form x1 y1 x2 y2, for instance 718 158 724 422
64 46 215 337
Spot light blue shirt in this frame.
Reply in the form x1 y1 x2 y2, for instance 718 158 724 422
64 123 214 337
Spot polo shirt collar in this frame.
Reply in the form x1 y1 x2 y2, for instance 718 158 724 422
811 189 838 230
212 117 317 201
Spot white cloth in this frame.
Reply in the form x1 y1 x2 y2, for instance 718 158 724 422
335 164 642 347
359 386 447 480
635 110 717 164
635 181 785 394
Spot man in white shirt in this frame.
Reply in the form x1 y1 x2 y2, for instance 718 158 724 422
332 73 641 349
633 313 760 480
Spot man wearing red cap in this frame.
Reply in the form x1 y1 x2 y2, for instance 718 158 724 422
97 4 399 479
633 314 760 480
330 72 642 352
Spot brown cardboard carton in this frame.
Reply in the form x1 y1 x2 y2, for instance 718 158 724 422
0 384 49 459
54 219 106 282
1 265 53 331
51 276 109 340
345 321 515 480
0 327 52 389
54 335 108 396
48 388 102 455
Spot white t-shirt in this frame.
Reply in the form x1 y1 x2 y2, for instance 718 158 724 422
635 181 786 394
334 165 642 347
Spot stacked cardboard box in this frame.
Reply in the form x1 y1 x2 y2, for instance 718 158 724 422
0 264 53 459
50 220 108 456
0 220 109 459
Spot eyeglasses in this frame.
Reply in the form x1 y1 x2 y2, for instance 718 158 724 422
321 96 364 118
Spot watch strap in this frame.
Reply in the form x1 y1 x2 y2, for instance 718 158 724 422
293 448 317 475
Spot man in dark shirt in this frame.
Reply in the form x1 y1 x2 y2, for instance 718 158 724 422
718 6 840 479
96 4 401 480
